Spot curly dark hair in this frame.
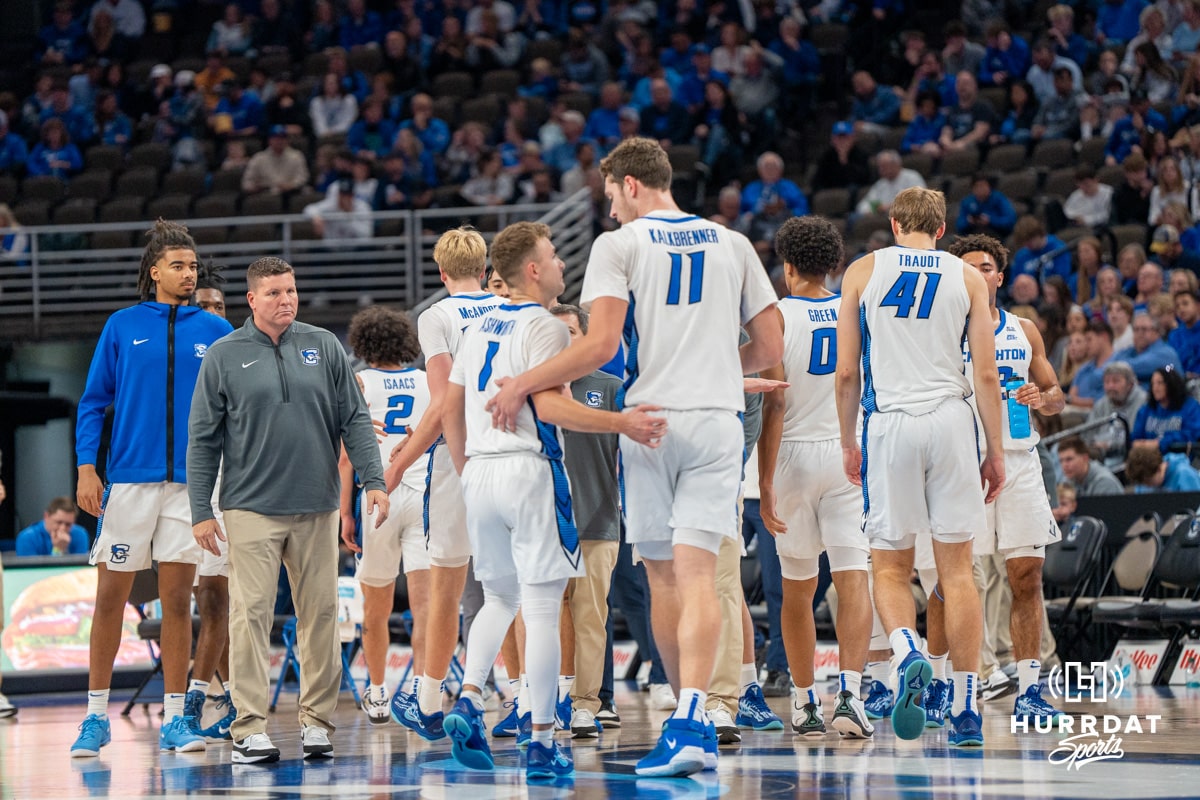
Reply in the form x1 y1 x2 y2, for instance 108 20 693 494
348 306 420 367
196 258 226 292
136 219 196 301
947 233 1009 272
1150 366 1189 411
774 215 844 277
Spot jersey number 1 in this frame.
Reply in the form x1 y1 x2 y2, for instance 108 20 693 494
881 271 941 319
667 252 705 305
478 340 500 392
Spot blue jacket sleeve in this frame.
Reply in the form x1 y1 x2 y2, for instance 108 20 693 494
783 182 809 216
957 199 972 232
70 525 91 554
1161 399 1200 451
989 194 1016 233
1132 403 1149 442
76 317 120 467
14 528 42 556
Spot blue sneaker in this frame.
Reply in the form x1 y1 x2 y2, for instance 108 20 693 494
947 708 984 747
702 721 718 771
526 740 574 781
70 714 111 757
200 693 237 740
1012 684 1066 725
891 651 932 741
492 701 520 737
184 690 205 728
735 684 785 731
863 680 894 720
923 679 952 728
516 711 532 748
635 717 708 777
554 693 573 731
160 715 206 752
444 698 494 771
398 698 446 741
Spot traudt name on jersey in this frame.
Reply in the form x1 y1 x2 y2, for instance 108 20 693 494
897 252 942 268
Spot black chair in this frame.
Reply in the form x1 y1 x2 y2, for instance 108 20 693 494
1043 516 1107 648
122 566 203 715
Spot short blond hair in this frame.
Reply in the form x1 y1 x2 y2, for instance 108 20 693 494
490 221 551 287
433 226 487 280
890 187 946 236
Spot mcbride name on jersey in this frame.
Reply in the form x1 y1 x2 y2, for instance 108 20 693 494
417 292 503 362
358 367 432 491
963 309 1038 450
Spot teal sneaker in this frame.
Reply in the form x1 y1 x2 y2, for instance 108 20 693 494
160 715 206 752
70 714 111 758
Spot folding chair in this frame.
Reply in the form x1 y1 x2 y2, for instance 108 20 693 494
1043 516 1107 650
122 567 202 716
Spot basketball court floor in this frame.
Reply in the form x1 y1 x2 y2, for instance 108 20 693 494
4 683 1200 799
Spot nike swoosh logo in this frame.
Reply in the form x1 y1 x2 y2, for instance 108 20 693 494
665 737 677 748
218 724 230 735
133 338 149 345
242 360 258 368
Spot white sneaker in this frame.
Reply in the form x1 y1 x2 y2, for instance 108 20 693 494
978 670 1017 702
232 733 280 764
0 693 16 719
301 725 334 758
570 708 600 738
709 706 741 744
362 686 390 725
648 683 677 711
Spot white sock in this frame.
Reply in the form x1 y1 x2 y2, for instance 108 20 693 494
951 672 977 715
508 678 521 702
188 679 209 695
740 663 759 691
929 652 949 682
796 683 819 706
87 689 110 717
532 726 553 746
839 671 862 698
461 688 485 712
410 675 420 696
370 682 387 699
889 628 921 658
516 673 530 717
1017 659 1041 694
164 693 185 720
866 661 890 685
558 675 575 703
223 682 234 696
672 688 708 723
418 674 444 715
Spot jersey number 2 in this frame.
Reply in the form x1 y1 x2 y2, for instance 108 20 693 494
881 271 941 319
383 395 415 434
667 252 705 305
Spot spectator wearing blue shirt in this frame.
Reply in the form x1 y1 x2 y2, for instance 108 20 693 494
1127 447 1200 491
583 83 624 152
910 51 958 109
339 0 384 49
1105 91 1167 164
1132 366 1200 451
1098 0 1150 46
1047 4 1093 69
1070 319 1117 406
38 2 89 65
659 31 696 76
210 80 264 139
92 90 132 150
0 111 29 173
740 151 809 217
768 17 821 117
978 21 1031 87
399 93 451 156
676 45 729 113
1010 216 1072 282
638 79 691 148
15 497 90 556
27 118 83 180
1115 312 1185 383
957 174 1017 237
1170 290 1200 375
39 82 91 146
542 111 594 175
850 70 901 134
902 91 947 155
346 99 397 159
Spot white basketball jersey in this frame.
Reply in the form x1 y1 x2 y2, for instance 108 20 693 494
417 291 503 361
860 245 972 415
964 309 1039 451
450 303 572 459
581 211 778 412
779 295 841 442
358 367 432 491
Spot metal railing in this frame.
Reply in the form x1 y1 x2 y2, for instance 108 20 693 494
0 189 595 339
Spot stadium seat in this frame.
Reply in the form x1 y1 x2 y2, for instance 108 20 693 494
480 69 521 98
348 45 382 76
1110 223 1148 253
52 198 97 225
99 196 146 223
810 23 849 52
901 152 935 179
21 176 66 204
115 167 160 199
979 87 1007 113
1044 515 1107 643
559 90 593 117
161 169 208 198
996 169 1038 204
812 188 852 218
1077 137 1108 167
146 194 192 220
1031 139 1074 171
460 95 502 126
1041 166 1077 200
1097 164 1125 188
943 175 972 204
256 52 291 78
193 193 239 219
85 144 125 173
128 142 173 173
241 192 284 217
0 175 16 205
67 171 113 203
12 200 51 227
303 52 330 77
939 147 980 177
225 55 252 81
431 71 475 100
287 188 324 214
984 143 1026 173
210 167 245 195
523 38 562 66
230 223 280 243
190 225 229 245
92 229 135 249
851 213 890 239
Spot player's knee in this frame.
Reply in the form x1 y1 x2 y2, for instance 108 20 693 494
780 555 820 582
1006 558 1043 597
827 546 868 575
482 584 521 619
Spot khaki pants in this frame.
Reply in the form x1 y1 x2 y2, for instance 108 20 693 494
706 533 743 715
976 553 1058 670
567 540 618 714
225 509 341 740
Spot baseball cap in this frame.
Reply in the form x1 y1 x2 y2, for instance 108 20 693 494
693 43 711 55
336 177 354 194
269 124 288 137
619 106 640 123
174 70 195 88
1150 225 1180 253
150 63 171 79
832 121 854 136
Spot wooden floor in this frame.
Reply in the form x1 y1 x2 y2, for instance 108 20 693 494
4 683 1200 799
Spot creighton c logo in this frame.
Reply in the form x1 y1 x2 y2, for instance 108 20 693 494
585 390 603 407
109 544 130 563
194 343 207 358
301 348 320 365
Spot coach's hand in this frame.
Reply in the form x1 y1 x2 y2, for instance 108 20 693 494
759 484 787 536
77 465 105 518
744 377 790 394
487 376 526 433
340 511 360 553
842 444 862 487
193 519 226 557
364 489 390 529
981 453 1005 504
621 405 668 447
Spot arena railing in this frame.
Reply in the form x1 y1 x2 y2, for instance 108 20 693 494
0 189 594 339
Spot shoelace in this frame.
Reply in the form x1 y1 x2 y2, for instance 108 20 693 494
212 694 233 713
78 717 105 736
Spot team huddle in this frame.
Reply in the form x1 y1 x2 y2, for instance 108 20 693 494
66 137 1067 780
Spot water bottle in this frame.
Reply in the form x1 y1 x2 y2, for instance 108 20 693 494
1007 377 1031 439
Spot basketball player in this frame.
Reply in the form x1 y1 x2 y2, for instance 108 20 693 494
928 234 1066 725
758 215 875 739
487 138 782 776
441 221 668 780
835 187 1004 747
339 306 431 724
72 221 233 757
185 261 237 740
382 227 500 739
